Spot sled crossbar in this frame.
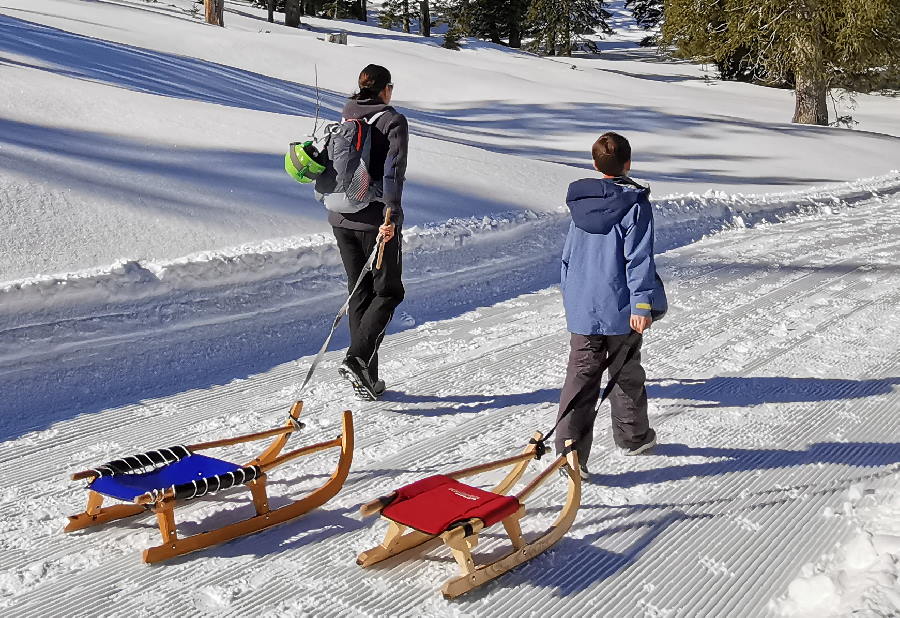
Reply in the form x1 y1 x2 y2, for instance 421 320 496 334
65 401 354 564
357 431 581 598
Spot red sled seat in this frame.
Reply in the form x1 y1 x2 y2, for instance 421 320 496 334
382 475 521 536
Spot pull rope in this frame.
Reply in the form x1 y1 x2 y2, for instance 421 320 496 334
311 64 321 139
532 331 642 459
293 235 383 399
292 209 394 409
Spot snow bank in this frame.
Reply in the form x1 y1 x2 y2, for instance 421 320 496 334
772 471 900 617
2 172 897 317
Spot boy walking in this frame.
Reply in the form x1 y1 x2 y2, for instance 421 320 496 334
555 132 666 478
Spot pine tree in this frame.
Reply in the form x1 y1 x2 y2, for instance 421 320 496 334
662 0 900 125
443 26 462 49
380 0 416 32
433 0 532 47
508 0 529 48
328 0 358 18
469 0 508 43
527 0 610 56
624 0 662 30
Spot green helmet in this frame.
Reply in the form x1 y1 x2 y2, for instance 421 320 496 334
285 141 326 184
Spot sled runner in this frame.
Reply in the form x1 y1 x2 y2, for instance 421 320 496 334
65 401 353 563
357 433 581 598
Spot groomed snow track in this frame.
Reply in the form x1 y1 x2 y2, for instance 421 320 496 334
2 192 899 616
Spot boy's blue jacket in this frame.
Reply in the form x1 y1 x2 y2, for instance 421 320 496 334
561 177 667 335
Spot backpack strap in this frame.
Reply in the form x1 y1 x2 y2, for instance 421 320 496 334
364 110 388 125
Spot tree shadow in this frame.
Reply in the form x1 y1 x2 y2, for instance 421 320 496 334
0 117 325 220
382 388 560 417
0 14 346 116
594 65 703 84
648 376 900 408
509 510 689 597
0 5 122 29
460 438 899 598
593 441 900 489
4 13 896 191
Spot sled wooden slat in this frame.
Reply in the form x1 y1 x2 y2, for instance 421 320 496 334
65 492 145 532
446 451 534 481
188 426 296 452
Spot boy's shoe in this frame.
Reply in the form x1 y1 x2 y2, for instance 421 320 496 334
338 356 379 401
619 429 657 457
372 379 386 398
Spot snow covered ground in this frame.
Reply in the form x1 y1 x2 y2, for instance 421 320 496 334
2 0 899 615
2 190 899 616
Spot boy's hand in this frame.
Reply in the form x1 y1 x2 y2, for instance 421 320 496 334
379 223 395 243
630 314 652 334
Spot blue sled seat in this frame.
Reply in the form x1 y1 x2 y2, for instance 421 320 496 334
90 455 241 502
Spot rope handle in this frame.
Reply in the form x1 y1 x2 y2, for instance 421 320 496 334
376 207 393 270
533 331 642 458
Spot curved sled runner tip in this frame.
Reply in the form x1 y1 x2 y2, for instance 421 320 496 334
357 432 581 598
65 402 354 564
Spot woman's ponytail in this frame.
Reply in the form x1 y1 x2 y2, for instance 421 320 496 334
351 64 392 101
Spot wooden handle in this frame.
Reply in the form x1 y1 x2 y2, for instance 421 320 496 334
376 207 392 270
360 492 396 518
71 470 99 481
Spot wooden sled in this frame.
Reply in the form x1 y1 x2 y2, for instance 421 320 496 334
357 433 581 598
65 401 353 563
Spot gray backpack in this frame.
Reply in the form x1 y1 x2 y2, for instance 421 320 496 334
314 110 388 213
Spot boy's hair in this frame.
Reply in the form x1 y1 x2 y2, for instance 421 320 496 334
591 132 631 176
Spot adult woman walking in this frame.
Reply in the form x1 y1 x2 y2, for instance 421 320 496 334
331 64 408 401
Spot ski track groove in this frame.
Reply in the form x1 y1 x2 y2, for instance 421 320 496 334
3 197 899 616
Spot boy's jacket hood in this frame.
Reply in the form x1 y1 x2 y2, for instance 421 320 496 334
566 177 649 234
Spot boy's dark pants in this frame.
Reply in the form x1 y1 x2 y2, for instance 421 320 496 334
555 332 650 464
332 226 405 381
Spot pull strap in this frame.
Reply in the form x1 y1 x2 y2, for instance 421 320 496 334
293 235 384 398
533 331 642 458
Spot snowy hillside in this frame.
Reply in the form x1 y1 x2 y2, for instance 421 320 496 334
1 0 899 280
1 0 899 616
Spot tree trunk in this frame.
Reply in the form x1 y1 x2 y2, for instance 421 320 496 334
489 20 501 44
792 72 828 125
267 0 275 23
285 0 302 26
420 1 430 36
204 0 224 26
508 0 522 48
792 31 828 125
403 0 410 33
356 0 367 21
